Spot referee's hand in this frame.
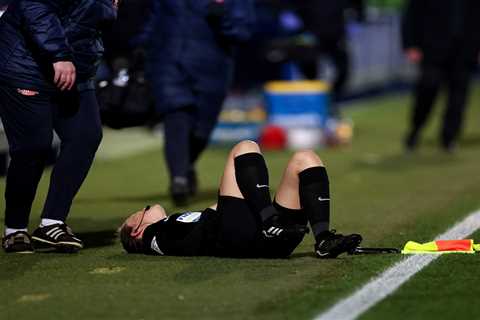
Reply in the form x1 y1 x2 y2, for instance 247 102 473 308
53 61 76 91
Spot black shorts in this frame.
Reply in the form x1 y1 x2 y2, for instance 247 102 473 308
214 196 307 258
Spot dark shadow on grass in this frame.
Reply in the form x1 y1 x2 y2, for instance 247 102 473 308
108 250 316 266
77 229 118 249
289 252 315 259
107 252 210 264
75 188 219 207
61 217 123 250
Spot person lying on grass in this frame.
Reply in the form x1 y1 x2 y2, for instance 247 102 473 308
119 140 362 258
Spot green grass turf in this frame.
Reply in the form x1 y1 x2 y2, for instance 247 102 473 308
1 86 480 320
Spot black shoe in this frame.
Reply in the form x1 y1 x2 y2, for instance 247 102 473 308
261 207 309 240
262 219 309 240
315 230 362 258
2 231 34 253
32 224 83 253
170 176 190 206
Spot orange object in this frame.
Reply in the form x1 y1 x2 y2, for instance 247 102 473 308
435 240 473 251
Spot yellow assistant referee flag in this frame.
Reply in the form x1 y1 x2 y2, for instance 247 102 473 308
402 239 480 254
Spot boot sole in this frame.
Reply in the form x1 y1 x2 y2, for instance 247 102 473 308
32 236 83 253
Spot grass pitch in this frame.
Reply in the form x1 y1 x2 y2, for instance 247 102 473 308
1 87 480 320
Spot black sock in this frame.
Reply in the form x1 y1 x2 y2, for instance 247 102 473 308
299 166 330 242
234 153 272 221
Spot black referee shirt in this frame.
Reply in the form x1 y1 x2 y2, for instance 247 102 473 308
142 208 220 256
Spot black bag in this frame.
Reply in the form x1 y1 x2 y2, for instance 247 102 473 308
97 54 155 129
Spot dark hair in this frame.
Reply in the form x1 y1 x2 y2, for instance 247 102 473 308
119 224 144 253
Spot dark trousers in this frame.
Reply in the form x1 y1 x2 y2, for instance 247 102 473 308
409 55 473 147
163 93 224 181
0 86 102 229
298 36 350 115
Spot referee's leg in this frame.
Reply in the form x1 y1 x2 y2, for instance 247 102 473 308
41 89 102 222
215 140 267 257
0 86 53 232
218 140 261 197
219 140 271 216
275 150 330 239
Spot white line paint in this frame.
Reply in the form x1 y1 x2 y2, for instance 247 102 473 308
315 209 480 320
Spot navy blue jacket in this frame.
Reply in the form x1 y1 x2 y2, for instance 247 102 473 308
146 0 254 112
0 0 116 92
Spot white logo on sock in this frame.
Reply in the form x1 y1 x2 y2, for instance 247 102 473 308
256 184 269 189
318 196 330 202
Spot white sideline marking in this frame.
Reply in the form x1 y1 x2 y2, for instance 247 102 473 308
315 209 480 320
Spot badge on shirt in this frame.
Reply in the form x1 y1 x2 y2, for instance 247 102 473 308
176 211 202 223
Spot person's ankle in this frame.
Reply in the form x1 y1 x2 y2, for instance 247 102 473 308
315 230 334 243
40 218 64 228
4 227 28 237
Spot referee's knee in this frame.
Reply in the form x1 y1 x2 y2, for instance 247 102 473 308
291 150 323 171
231 140 260 157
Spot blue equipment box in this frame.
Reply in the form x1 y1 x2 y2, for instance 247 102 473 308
264 81 330 128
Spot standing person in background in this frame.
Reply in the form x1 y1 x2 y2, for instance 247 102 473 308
0 0 118 253
102 0 151 71
402 0 480 153
292 0 364 117
146 0 255 206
